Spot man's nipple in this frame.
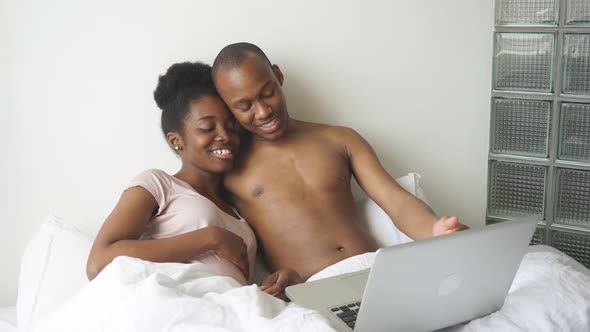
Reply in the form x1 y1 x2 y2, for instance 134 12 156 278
251 186 264 198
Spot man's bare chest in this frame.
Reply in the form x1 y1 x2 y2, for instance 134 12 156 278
228 143 351 201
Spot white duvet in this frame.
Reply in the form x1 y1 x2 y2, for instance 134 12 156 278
34 257 336 332
35 246 590 332
445 248 590 332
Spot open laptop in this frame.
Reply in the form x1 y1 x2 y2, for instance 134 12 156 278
285 219 537 332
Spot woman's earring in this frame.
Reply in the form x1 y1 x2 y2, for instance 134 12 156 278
174 146 180 151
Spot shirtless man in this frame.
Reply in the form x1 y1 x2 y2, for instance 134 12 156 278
212 42 466 297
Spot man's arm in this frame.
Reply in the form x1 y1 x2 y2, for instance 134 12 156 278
337 127 465 240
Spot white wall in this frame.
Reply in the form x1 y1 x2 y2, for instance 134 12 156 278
0 0 493 306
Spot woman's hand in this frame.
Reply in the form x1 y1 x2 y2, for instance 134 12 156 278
208 226 250 281
259 268 303 301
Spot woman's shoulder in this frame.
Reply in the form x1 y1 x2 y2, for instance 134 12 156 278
129 168 174 187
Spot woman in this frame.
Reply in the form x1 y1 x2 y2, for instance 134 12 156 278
86 62 298 293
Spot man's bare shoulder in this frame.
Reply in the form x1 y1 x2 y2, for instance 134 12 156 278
291 119 330 132
295 120 360 142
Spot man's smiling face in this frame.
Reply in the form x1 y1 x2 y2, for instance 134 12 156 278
214 54 289 141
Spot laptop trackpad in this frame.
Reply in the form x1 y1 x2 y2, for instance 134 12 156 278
342 271 369 293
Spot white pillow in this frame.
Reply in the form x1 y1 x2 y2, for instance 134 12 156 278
357 173 429 248
16 215 92 330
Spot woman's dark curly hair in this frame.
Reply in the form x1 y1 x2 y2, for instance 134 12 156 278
153 62 219 136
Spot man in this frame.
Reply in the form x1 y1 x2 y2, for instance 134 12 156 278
212 42 466 298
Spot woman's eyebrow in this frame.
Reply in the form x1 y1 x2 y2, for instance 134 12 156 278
197 115 216 121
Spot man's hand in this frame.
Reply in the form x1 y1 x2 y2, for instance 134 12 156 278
432 216 468 237
259 268 303 301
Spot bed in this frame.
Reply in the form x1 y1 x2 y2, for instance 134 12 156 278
3 174 590 331
0 307 17 332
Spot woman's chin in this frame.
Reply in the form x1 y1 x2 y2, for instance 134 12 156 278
211 164 235 175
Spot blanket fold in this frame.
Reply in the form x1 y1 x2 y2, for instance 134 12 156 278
34 257 336 332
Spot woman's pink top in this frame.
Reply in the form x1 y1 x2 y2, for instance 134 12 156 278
126 169 256 285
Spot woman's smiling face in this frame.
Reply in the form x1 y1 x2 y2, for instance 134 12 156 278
177 95 240 174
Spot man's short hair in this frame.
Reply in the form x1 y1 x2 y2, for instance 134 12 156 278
212 42 272 82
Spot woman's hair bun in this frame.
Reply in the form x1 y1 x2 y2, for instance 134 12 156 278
153 62 214 110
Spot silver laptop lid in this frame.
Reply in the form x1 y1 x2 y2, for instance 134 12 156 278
355 219 537 332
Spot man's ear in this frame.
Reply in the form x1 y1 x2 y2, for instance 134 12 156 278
272 64 284 86
166 132 183 152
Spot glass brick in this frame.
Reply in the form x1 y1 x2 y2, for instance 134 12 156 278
562 34 590 95
530 227 545 245
558 103 590 162
496 0 558 26
552 231 590 268
488 161 547 219
565 0 590 25
494 33 555 92
491 98 551 157
554 168 590 228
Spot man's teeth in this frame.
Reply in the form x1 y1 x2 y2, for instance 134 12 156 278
260 118 277 128
212 149 231 156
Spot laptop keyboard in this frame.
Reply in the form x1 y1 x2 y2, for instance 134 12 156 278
330 301 361 330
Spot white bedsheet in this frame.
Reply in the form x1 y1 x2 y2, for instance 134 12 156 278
0 307 17 332
33 246 590 332
34 256 336 332
443 247 590 332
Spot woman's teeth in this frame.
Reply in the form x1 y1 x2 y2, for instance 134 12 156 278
212 149 231 156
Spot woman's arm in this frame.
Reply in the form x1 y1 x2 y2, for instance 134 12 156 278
86 186 249 280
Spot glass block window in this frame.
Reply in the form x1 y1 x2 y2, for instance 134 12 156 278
553 231 590 268
491 98 551 157
494 33 555 92
496 0 558 26
565 0 590 25
530 227 545 245
554 168 590 228
490 0 590 268
559 103 590 161
562 34 590 95
488 161 546 218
